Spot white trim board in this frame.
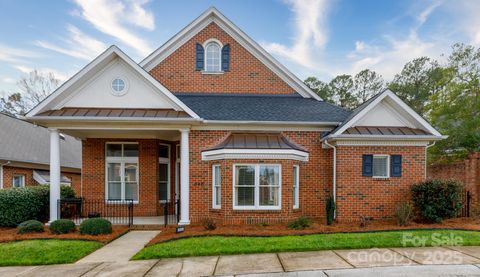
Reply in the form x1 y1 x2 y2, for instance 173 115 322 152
202 149 309 162
25 46 200 119
140 7 321 101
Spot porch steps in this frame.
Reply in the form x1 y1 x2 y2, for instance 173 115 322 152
130 224 164 230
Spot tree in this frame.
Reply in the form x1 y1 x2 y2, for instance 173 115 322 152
329 74 357 109
0 70 60 115
388 57 447 116
353 69 385 103
429 43 480 159
304 77 334 103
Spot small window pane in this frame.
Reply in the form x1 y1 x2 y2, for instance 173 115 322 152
124 163 137 182
106 144 122 157
259 186 279 206
236 166 255 186
259 165 279 187
124 144 138 157
293 166 299 208
125 182 138 201
108 182 121 200
107 163 121 182
12 175 24 188
205 42 220 72
214 165 221 207
373 156 388 177
159 144 169 159
159 164 168 201
236 187 255 206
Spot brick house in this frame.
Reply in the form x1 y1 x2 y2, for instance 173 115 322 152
25 7 444 224
0 113 81 191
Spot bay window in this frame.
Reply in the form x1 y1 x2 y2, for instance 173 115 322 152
212 165 221 209
293 165 299 209
106 143 139 202
234 164 281 210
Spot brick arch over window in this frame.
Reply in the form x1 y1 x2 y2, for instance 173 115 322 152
149 22 296 94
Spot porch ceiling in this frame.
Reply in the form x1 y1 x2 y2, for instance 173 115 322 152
60 129 181 140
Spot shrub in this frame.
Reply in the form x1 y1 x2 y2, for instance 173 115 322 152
79 218 112 235
411 179 464 223
395 201 414 226
201 218 217 231
0 185 77 227
17 220 44 234
61 186 77 199
49 219 76 234
326 195 335 225
287 216 312 230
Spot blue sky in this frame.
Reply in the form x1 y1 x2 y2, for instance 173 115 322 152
0 0 478 93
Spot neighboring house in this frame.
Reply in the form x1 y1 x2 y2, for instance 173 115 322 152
25 7 444 224
0 113 81 191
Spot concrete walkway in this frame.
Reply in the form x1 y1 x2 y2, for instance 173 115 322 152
4 246 480 276
76 231 160 264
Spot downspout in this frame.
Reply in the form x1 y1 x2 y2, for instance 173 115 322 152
323 139 337 218
425 141 436 179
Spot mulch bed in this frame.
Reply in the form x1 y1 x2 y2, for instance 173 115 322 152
147 217 480 246
0 225 129 243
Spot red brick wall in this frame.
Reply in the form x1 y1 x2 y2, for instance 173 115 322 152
1 165 80 190
149 22 295 94
428 152 480 205
188 130 333 224
336 145 426 222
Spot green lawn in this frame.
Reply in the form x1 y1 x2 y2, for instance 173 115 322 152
0 239 103 266
133 230 480 260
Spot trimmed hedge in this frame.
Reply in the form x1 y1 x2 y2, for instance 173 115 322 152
17 220 44 234
411 179 464 223
49 219 76 234
0 185 76 227
79 218 112 235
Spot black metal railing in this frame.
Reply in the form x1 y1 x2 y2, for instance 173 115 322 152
162 200 180 227
460 190 471 217
58 198 134 226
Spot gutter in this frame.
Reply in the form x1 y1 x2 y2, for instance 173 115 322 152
322 139 337 219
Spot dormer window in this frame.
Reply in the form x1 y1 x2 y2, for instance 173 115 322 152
195 39 230 72
205 41 221 72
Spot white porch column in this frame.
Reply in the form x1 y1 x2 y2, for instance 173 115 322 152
179 128 190 225
49 129 61 223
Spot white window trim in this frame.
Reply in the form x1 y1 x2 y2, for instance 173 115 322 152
105 142 139 204
158 143 171 203
203 39 223 73
372 154 390 178
12 174 25 188
212 164 221 209
0 165 3 189
233 164 282 210
202 149 309 162
293 165 299 209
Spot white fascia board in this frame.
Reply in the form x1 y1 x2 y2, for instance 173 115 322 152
25 116 201 123
26 46 200 120
201 148 309 162
333 135 447 141
331 89 442 137
140 7 321 101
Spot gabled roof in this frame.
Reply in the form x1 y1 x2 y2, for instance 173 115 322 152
175 93 350 123
323 89 444 140
26 46 200 120
0 113 81 169
140 7 321 101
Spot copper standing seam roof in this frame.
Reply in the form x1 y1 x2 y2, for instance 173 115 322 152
206 133 308 152
36 108 191 118
344 126 432 136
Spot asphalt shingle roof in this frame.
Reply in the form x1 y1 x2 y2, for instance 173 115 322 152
0 113 81 169
175 93 351 123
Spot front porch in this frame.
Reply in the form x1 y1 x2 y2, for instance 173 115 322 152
51 127 193 226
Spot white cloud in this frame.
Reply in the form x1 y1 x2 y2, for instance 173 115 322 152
0 44 38 63
447 1 480 46
72 0 154 56
1 77 16 84
262 0 330 68
35 25 107 61
13 65 70 82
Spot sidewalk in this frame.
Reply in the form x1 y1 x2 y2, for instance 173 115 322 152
76 230 160 263
3 246 480 276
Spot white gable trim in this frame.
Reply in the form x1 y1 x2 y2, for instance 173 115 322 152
26 46 200 119
329 89 442 138
140 7 321 101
